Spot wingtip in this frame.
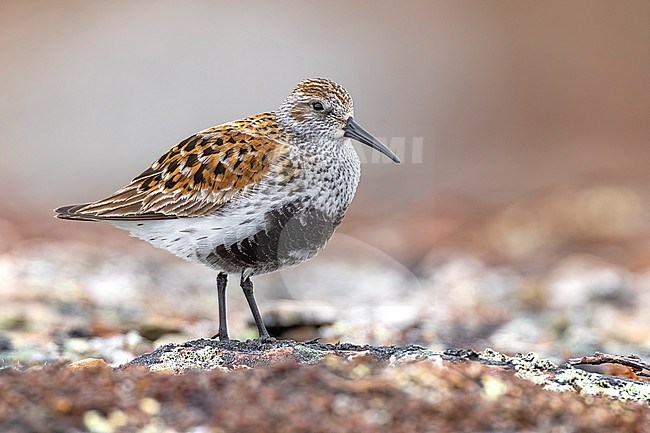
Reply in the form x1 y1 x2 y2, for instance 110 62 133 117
54 204 98 222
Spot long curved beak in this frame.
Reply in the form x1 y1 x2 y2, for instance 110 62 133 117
344 117 401 163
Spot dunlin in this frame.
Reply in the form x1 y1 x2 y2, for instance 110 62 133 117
56 78 400 340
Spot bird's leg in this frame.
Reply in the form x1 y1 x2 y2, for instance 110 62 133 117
240 274 272 340
211 272 229 341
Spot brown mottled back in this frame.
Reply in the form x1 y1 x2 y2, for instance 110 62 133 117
57 112 290 220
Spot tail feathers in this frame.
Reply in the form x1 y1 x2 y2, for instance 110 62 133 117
54 204 100 222
55 203 175 221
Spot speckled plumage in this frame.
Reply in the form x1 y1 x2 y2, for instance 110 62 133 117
56 78 400 340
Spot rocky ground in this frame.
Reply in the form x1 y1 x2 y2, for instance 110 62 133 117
0 341 647 433
1 183 649 431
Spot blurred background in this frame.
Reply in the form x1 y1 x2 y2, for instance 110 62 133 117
0 1 648 365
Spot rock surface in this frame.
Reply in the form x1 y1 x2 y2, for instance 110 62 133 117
0 341 648 433
125 339 650 404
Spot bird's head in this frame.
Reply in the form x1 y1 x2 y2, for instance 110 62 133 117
277 78 400 163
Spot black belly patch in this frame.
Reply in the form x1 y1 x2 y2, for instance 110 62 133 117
206 202 341 270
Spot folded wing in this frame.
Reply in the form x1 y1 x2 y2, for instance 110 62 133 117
56 123 287 221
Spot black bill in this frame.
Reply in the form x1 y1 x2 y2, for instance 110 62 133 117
344 117 401 163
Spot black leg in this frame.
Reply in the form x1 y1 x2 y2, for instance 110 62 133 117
240 274 272 340
211 272 229 341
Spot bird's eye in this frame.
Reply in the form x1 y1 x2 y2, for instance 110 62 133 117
311 101 325 112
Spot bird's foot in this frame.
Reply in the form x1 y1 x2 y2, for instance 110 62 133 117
257 335 277 343
210 332 230 341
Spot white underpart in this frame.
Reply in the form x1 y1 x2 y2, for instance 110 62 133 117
110 204 272 263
